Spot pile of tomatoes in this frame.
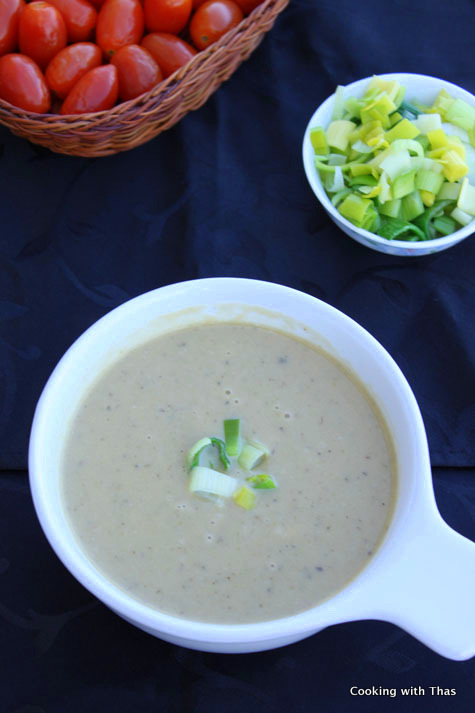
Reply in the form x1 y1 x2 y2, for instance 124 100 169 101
0 0 262 114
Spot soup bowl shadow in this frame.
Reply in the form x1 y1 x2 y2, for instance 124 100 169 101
28 278 475 659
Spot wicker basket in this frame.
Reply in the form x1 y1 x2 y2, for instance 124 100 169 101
0 0 288 157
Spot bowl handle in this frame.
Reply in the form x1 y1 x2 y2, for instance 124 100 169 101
355 519 475 660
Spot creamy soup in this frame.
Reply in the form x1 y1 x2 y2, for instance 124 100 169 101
61 321 396 623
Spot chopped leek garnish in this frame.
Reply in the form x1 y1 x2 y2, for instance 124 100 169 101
186 437 212 471
310 76 475 241
186 436 230 471
223 418 241 457
233 485 256 510
189 466 237 499
186 421 276 512
238 440 270 471
210 437 230 470
246 473 277 490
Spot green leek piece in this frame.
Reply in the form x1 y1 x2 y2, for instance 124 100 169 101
331 85 346 120
414 134 430 152
394 85 406 108
314 157 337 173
427 128 448 149
355 186 379 197
233 485 256 510
437 181 462 201
210 437 230 470
186 436 230 471
351 139 374 154
349 175 378 187
411 156 443 173
391 138 424 157
361 204 379 231
392 170 416 199
367 146 390 169
378 171 392 204
365 76 401 102
420 190 436 207
344 95 364 120
326 119 356 152
246 473 277 490
415 169 444 195
446 135 465 157
413 113 442 133
238 439 269 471
385 118 420 143
331 188 352 207
327 166 345 192
348 165 372 179
360 94 396 125
310 127 329 155
338 193 372 226
389 111 402 126
451 206 474 226
223 419 241 457
186 437 212 471
433 215 456 236
441 150 468 183
379 149 411 180
189 466 237 498
401 191 425 221
323 171 336 192
378 198 401 218
328 153 347 165
457 177 475 216
444 98 475 132
377 217 426 241
398 100 421 120
432 89 454 118
349 163 375 178
413 199 455 239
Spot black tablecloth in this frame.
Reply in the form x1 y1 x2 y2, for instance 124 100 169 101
1 0 474 711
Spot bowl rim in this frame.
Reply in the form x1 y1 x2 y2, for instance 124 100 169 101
28 277 434 646
302 72 475 252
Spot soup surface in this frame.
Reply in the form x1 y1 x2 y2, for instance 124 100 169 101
62 321 396 623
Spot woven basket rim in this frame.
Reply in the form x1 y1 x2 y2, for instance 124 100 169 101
0 0 287 125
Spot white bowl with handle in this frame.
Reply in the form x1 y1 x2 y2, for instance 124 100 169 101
29 278 475 657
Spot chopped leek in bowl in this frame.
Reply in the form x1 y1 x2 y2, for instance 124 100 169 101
303 73 475 256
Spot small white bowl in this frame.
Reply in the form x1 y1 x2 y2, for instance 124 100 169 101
303 73 475 256
29 278 475 658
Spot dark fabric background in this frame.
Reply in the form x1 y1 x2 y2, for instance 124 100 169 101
1 0 474 710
